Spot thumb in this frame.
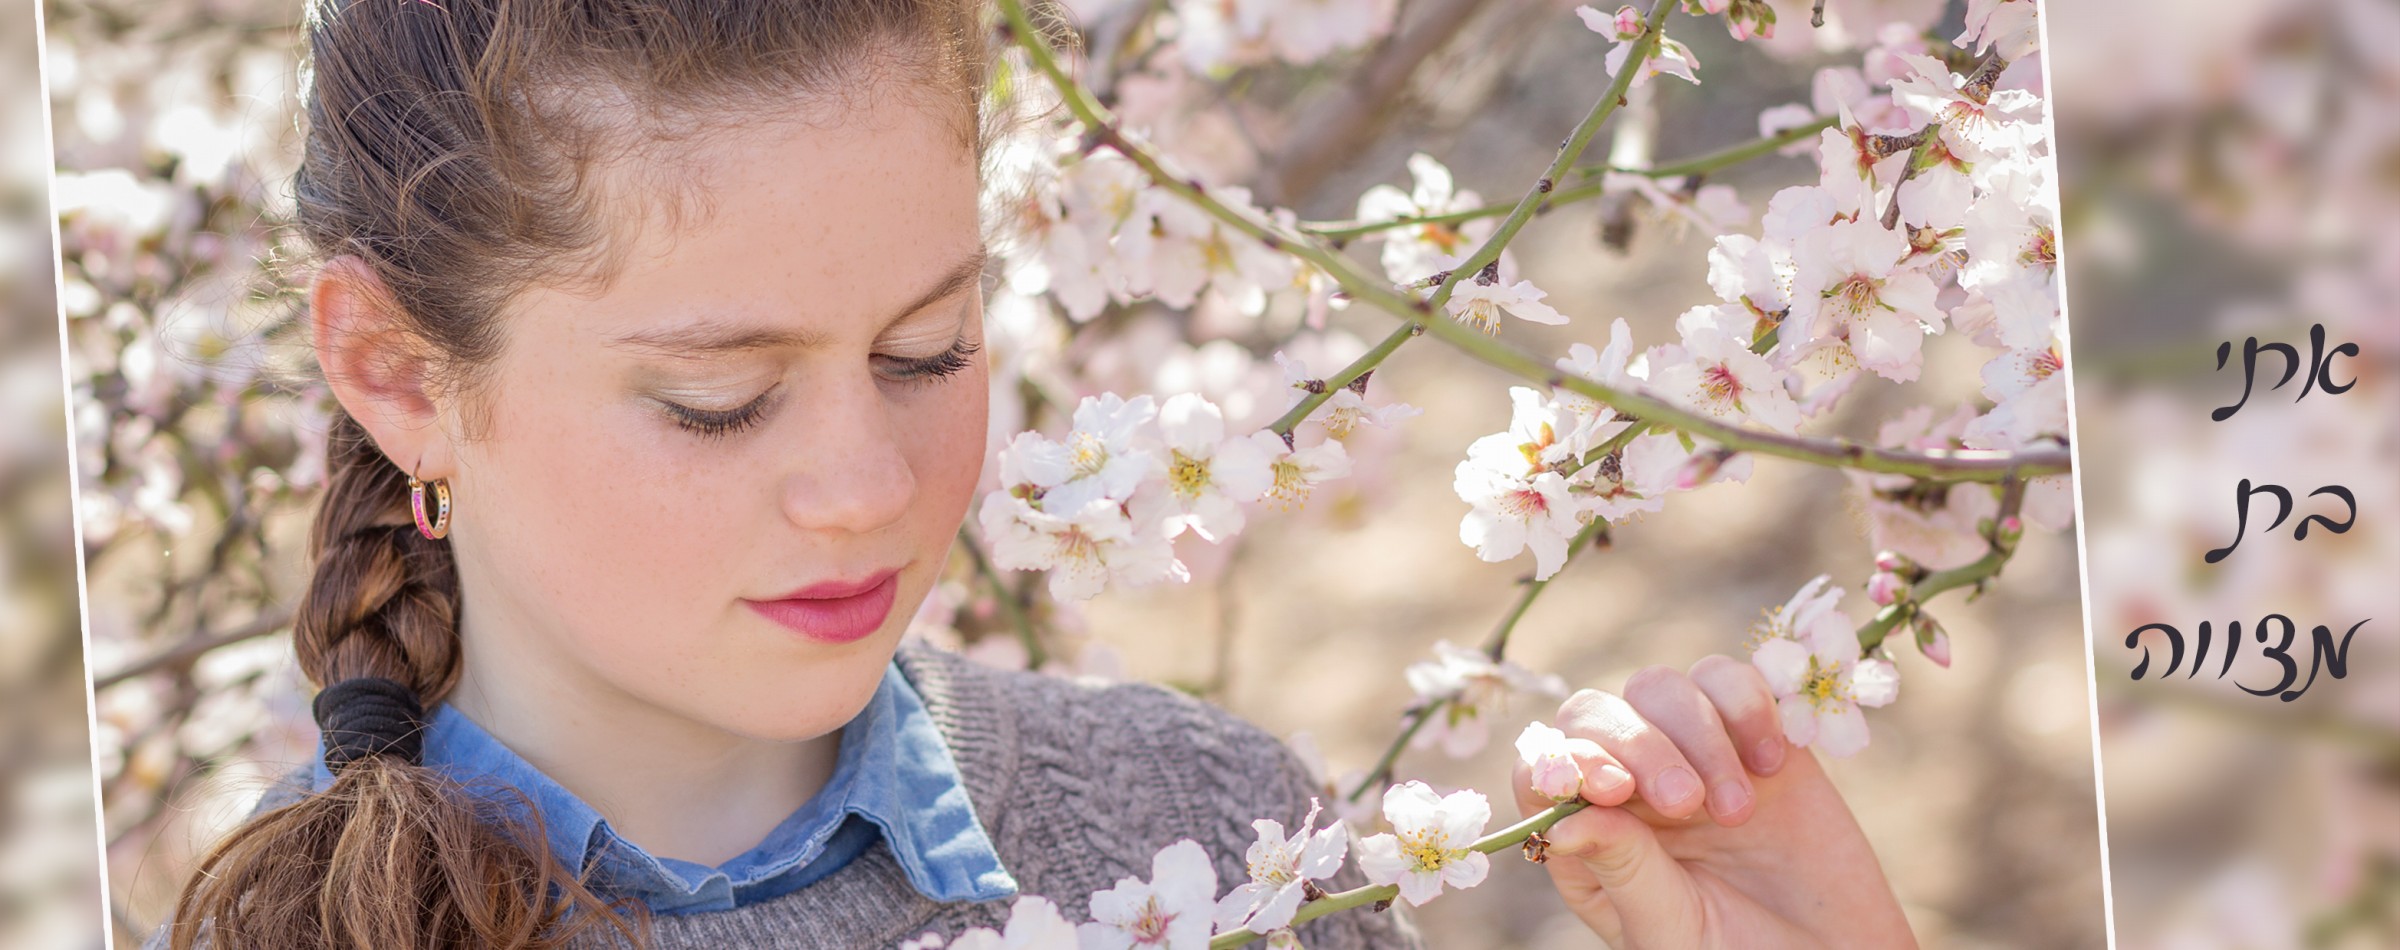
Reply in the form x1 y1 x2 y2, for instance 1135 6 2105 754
1546 805 1703 947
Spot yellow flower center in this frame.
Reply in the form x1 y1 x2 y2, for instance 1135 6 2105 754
1168 450 1211 498
1399 828 1460 872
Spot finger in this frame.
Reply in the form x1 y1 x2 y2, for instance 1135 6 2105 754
1546 805 1702 947
1568 738 1637 807
1556 683 1708 820
1691 654 1788 776
1512 738 1635 816
1622 664 1757 825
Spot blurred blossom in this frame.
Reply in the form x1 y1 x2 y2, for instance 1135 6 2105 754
2053 0 2400 945
4 0 106 946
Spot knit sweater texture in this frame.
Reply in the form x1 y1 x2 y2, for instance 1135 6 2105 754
151 640 1428 949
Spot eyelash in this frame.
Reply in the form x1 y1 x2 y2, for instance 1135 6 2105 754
663 337 982 441
880 336 982 386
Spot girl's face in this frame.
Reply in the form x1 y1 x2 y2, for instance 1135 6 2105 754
438 87 988 743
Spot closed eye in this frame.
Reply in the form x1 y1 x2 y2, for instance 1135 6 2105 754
662 386 778 442
879 335 981 386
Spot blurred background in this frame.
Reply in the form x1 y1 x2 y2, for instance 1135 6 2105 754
2049 0 2400 947
1 0 107 946
44 0 2107 947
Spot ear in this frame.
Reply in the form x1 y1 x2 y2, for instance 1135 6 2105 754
311 255 456 480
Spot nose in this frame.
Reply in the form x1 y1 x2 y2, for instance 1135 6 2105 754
777 371 917 536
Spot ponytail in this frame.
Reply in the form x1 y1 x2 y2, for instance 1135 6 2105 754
166 412 643 949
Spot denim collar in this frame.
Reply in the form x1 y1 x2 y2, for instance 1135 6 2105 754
305 660 1018 915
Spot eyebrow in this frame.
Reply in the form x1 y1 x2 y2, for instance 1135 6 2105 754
607 244 989 355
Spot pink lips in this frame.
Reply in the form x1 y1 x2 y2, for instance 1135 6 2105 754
745 568 901 644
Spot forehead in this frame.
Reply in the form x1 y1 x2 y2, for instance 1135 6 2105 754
525 84 984 343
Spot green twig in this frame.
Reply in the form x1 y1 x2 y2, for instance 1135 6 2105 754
1302 114 1839 243
1210 799 1592 948
995 0 2068 482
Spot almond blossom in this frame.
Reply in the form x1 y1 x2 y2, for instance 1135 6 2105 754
1353 152 1496 282
1271 351 1425 441
978 490 1188 601
1576 5 1700 86
1789 217 1945 382
1006 393 1164 517
1747 575 1900 757
1080 839 1220 949
1356 781 1492 907
1152 393 1274 543
1454 386 1599 579
1403 639 1570 758
1514 721 1602 803
1215 797 1350 934
1243 430 1352 511
1439 276 1568 335
1648 305 1804 433
1847 405 2000 570
906 895 1083 950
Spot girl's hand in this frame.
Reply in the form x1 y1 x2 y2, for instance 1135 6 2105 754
1510 655 1918 949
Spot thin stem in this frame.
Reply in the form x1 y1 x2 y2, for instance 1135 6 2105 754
1855 471 2028 652
1268 319 1421 437
996 2 2067 481
1302 115 1836 243
958 522 1048 669
1423 0 1675 315
1483 516 1611 659
1209 799 1592 948
1344 513 1611 803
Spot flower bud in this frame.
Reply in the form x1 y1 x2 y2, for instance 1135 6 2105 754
1867 571 1906 606
1913 613 1952 668
1672 447 1735 490
1531 755 1582 802
1873 550 1907 573
1611 5 1643 39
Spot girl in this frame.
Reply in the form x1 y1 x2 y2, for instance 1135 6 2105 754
156 0 1911 947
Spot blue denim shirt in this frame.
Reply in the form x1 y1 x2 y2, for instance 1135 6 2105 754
303 661 1018 915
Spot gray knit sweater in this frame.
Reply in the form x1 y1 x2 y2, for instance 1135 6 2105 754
152 641 1426 949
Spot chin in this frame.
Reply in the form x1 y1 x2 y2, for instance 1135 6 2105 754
703 653 894 743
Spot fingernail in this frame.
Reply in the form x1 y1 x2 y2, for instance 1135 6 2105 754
1593 764 1633 793
1754 737 1786 773
1710 781 1750 817
1654 766 1701 807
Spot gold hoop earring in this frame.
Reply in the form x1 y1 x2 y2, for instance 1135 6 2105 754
409 471 451 540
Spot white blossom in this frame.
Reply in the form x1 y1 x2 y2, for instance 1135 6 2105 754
1216 797 1350 934
1747 575 1899 757
1355 781 1492 906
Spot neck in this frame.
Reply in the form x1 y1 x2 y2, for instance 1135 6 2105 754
445 618 841 867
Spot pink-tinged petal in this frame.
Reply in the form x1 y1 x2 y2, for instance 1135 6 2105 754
1778 695 1820 746
1751 638 1813 696
1804 611 1862 667
1814 702 1872 757
1442 851 1492 891
1396 868 1446 907
1850 658 1900 707
1851 309 1927 383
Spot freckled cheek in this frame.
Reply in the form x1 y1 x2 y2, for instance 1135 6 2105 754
900 366 990 537
468 390 741 637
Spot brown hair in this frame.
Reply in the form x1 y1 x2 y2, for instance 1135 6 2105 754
171 1 1005 946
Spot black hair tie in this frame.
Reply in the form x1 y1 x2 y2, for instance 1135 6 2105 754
313 676 427 770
